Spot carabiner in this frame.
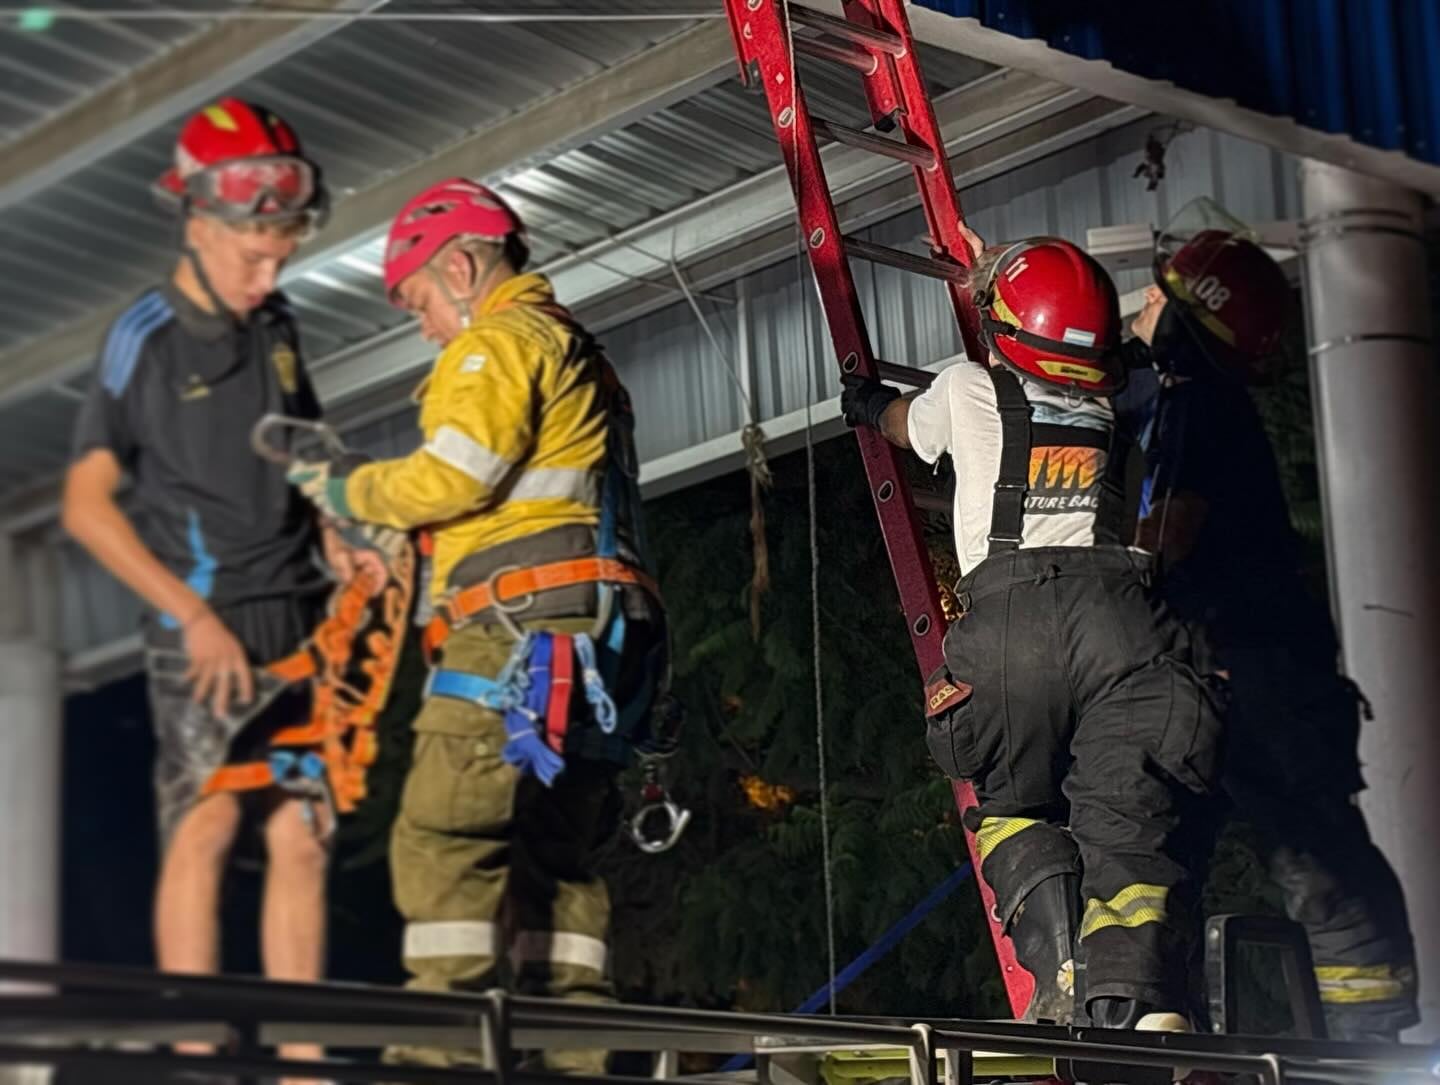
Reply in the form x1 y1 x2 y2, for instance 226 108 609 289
251 412 347 466
627 799 691 855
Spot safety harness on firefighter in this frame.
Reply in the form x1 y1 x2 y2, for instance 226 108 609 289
420 345 689 852
985 367 1129 556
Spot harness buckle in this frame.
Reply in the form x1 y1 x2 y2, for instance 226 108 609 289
986 532 1024 545
994 481 1027 491
486 563 536 640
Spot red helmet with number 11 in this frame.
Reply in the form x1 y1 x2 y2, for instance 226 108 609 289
971 237 1124 397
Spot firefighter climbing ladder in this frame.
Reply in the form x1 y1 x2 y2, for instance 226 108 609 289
720 0 1033 1016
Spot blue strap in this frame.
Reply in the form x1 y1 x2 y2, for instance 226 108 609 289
574 634 618 734
720 864 975 1071
268 749 327 783
426 635 564 786
598 608 628 687
597 451 622 560
504 635 565 786
605 610 627 656
427 667 516 710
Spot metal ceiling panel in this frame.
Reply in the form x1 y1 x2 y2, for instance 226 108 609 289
0 2 240 145
0 17 998 506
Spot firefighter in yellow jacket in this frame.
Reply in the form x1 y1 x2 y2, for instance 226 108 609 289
288 179 669 1072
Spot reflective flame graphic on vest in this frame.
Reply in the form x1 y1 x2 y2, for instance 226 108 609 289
1030 446 1100 490
1026 446 1104 513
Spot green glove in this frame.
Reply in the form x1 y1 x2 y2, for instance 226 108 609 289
288 459 353 520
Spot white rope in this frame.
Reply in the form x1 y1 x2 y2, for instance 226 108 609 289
803 273 838 1017
666 236 753 422
778 0 838 1017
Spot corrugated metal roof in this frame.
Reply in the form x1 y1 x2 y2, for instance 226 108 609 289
0 1 235 146
915 0 1440 168
0 37 991 497
0 9 692 356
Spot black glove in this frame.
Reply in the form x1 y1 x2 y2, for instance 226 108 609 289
840 374 900 429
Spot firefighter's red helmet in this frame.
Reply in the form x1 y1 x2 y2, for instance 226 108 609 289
973 238 1124 397
154 98 324 225
1159 229 1290 376
383 179 527 299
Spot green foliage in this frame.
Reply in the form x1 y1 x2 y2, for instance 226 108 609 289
600 441 1004 1018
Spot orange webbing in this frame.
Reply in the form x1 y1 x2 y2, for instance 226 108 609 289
422 556 659 657
200 761 275 797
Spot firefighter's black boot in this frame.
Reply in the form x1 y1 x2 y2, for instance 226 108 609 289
1011 872 1082 1024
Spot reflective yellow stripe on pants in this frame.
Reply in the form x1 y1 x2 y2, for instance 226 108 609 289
1080 884 1169 939
1314 964 1417 1005
975 816 1042 862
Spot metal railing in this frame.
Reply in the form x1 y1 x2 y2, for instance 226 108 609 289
0 959 1434 1085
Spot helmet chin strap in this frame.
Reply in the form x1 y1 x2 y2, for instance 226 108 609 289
184 246 238 324
428 244 507 332
177 210 240 326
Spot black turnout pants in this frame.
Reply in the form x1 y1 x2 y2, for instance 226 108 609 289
927 546 1224 1011
1209 585 1417 1040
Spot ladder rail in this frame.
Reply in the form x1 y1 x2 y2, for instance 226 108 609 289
849 0 1032 1016
722 0 1033 1018
851 0 988 359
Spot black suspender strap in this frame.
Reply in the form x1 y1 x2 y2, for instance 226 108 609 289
986 367 1032 555
1092 423 1131 546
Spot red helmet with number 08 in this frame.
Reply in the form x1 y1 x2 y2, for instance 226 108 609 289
1159 229 1290 377
154 98 326 228
971 238 1124 397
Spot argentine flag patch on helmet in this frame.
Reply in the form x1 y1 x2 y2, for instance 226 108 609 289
1062 327 1097 347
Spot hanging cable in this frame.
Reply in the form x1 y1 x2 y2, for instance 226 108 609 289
775 0 838 1016
664 234 774 640
801 245 838 1017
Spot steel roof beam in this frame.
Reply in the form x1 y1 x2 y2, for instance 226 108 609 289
307 75 1137 410
0 0 383 215
0 19 737 410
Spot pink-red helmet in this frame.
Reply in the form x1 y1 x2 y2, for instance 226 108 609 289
383 179 526 299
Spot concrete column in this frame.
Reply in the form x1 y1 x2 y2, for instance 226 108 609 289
0 535 60 1084
0 638 61 964
1300 160 1440 1040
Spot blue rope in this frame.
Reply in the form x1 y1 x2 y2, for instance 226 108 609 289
719 863 974 1073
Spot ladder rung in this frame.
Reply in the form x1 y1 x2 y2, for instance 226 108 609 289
793 34 877 75
845 238 966 284
876 360 936 388
911 490 950 513
813 118 935 168
788 5 905 56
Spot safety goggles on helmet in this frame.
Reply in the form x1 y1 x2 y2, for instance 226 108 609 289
183 154 320 222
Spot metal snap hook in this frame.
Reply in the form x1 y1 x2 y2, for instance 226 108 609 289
628 801 692 855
